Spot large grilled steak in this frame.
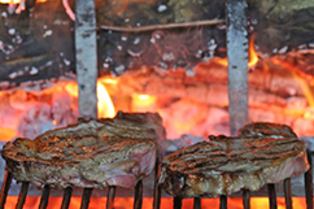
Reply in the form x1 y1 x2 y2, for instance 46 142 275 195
2 111 166 189
159 123 309 197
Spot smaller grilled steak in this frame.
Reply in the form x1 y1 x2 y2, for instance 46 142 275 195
2 111 165 189
159 123 309 197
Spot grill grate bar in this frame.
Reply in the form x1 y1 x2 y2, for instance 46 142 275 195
39 185 50 209
283 178 292 209
193 197 201 209
134 180 143 209
106 186 116 209
173 196 182 209
0 171 12 209
305 149 313 209
15 182 29 209
267 184 277 209
80 188 93 209
61 187 73 209
242 189 250 209
220 195 227 209
153 157 161 209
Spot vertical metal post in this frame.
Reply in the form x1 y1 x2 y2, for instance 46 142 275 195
75 0 98 118
226 0 249 136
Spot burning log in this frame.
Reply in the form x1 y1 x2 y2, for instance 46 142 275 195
0 0 313 88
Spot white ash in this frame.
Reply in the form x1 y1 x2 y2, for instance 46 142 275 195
8 72 17 79
150 37 156 44
103 63 109 68
29 66 39 75
157 5 167 12
278 46 288 54
117 45 122 51
136 22 141 26
162 52 175 61
8 28 15 35
43 30 53 38
185 68 196 77
121 36 127 41
124 18 130 23
1 12 7 18
115 65 125 74
133 37 140 45
127 49 143 57
63 58 71 66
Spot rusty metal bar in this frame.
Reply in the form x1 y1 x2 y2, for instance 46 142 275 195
283 178 292 209
39 185 50 209
193 197 201 209
226 0 249 136
305 149 313 209
15 181 29 209
267 184 277 209
243 189 250 209
173 196 182 209
220 195 227 209
106 186 116 209
0 171 13 209
61 187 72 209
153 157 161 209
75 0 98 118
80 188 93 209
134 180 143 209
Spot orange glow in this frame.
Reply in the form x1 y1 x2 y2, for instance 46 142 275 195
1 196 310 209
97 81 116 118
132 94 157 112
0 0 46 3
216 34 259 68
0 128 16 140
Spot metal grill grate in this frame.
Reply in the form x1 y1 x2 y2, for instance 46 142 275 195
0 151 312 209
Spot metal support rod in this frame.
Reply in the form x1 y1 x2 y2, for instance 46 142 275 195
15 182 29 209
106 186 116 209
61 187 73 209
305 149 313 209
220 195 227 209
226 0 249 136
80 188 93 209
284 178 292 209
39 185 50 209
267 184 277 209
193 197 201 209
153 157 161 209
0 171 13 209
75 0 98 118
134 180 143 209
173 196 182 209
242 189 250 209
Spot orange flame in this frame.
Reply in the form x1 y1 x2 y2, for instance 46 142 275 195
217 34 259 68
97 81 116 118
131 94 156 112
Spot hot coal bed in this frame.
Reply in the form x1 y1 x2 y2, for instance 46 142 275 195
0 0 314 208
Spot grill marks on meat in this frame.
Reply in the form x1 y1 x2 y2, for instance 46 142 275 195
2 111 165 189
159 123 309 197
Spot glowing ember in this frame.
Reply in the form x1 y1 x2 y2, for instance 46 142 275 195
1 196 309 209
0 79 115 141
132 94 157 112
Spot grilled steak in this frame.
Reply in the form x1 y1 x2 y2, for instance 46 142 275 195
2 111 165 189
159 123 309 197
